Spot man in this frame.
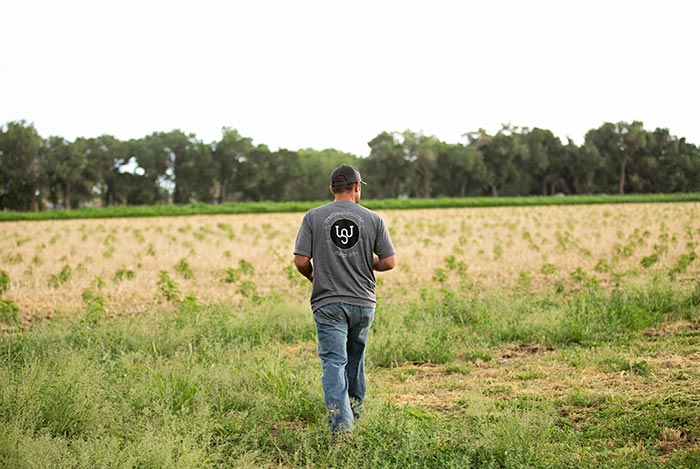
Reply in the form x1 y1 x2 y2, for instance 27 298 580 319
294 164 396 434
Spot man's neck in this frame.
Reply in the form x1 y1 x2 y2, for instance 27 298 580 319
334 194 356 203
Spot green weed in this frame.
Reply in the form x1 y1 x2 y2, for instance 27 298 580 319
114 267 135 282
221 259 255 284
4 253 22 265
222 268 239 284
174 258 194 280
48 265 72 288
1 273 698 467
237 280 258 300
640 253 659 268
0 270 9 295
670 251 697 278
157 270 181 302
0 299 20 327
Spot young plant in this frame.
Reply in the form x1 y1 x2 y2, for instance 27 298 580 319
158 270 181 302
174 258 194 279
221 259 255 284
81 290 106 326
48 265 72 288
0 298 20 327
670 251 697 279
0 270 9 295
237 280 259 301
114 267 135 282
5 253 22 265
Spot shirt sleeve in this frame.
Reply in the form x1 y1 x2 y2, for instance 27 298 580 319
373 215 395 260
294 212 313 258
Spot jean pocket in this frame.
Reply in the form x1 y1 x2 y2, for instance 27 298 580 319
314 304 344 325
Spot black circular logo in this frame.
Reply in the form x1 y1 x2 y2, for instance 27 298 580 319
330 219 359 249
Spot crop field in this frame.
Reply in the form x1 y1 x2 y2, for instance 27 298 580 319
1 202 699 467
2 202 698 324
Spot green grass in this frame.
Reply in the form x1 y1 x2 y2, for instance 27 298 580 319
2 193 699 222
1 278 698 467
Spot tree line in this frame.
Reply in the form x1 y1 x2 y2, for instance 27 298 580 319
1 120 699 211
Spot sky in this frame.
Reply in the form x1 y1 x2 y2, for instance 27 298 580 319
2 0 699 157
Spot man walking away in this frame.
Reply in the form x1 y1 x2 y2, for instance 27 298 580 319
294 164 396 435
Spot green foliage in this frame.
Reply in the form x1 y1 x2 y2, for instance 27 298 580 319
153 369 200 414
594 258 611 273
221 268 239 284
145 243 156 256
570 267 600 289
216 222 236 240
670 251 697 278
0 270 9 295
0 121 43 211
174 258 194 279
0 279 698 467
4 253 22 264
157 270 180 302
237 259 255 276
0 298 20 326
114 267 135 282
283 263 308 289
640 253 659 268
1 193 700 221
237 280 258 301
2 115 700 214
221 259 255 285
48 265 72 288
81 290 106 327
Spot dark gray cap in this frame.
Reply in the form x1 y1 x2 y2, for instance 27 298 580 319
330 165 366 187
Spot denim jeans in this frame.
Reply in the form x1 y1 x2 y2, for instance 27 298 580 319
313 303 375 433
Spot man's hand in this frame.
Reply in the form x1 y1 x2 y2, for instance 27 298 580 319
373 255 396 272
294 255 314 282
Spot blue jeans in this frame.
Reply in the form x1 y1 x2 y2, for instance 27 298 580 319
313 303 375 433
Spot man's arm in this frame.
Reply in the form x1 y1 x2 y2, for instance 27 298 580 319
294 255 313 282
373 255 396 272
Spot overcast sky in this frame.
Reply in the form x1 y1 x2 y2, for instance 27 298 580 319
2 0 698 156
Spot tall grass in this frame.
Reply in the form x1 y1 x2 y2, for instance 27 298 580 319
1 278 698 467
2 193 700 222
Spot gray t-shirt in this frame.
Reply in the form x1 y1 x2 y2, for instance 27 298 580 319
294 200 395 311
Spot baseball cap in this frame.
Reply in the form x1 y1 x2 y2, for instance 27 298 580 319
330 165 367 187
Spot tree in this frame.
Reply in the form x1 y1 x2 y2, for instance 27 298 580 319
401 131 439 198
364 132 411 199
212 128 254 203
297 148 360 201
433 141 487 197
75 135 131 206
237 146 302 202
43 136 95 209
124 136 171 205
155 130 215 204
524 128 564 195
467 125 529 197
585 121 647 195
0 121 43 211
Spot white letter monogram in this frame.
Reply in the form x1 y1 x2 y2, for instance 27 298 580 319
330 219 359 249
335 225 354 245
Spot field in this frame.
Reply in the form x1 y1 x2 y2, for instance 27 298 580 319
1 202 699 467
